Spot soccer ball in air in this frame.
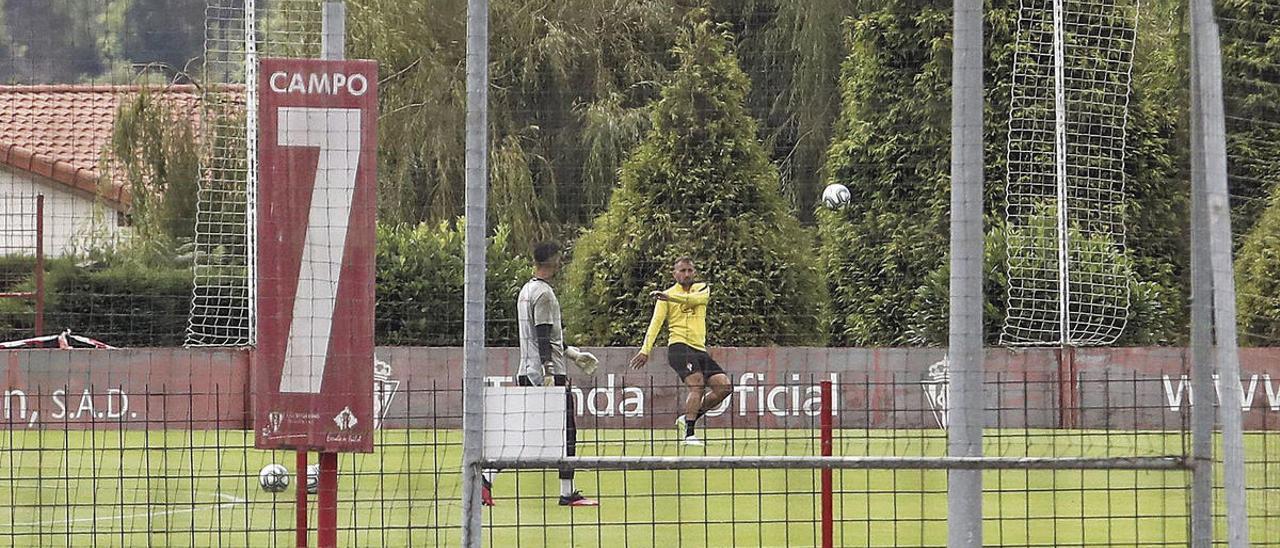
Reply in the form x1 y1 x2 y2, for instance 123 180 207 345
822 183 851 209
259 463 290 493
306 464 320 494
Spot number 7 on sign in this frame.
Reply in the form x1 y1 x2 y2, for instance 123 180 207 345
276 107 362 394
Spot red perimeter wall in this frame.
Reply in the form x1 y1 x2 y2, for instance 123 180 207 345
3 347 1279 430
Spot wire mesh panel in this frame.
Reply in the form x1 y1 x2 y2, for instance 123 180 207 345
189 0 324 347
0 350 467 545
0 194 41 338
5 348 1278 545
1002 0 1140 347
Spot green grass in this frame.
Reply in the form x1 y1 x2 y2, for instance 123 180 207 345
1 429 1278 546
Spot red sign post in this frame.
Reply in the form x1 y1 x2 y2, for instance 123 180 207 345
254 58 377 454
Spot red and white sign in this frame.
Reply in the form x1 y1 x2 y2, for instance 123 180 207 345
254 58 377 452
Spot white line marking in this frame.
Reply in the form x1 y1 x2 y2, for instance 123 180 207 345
7 492 246 528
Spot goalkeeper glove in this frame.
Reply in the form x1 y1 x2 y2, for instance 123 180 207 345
565 346 599 375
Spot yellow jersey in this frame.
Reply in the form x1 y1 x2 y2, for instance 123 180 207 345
640 282 710 354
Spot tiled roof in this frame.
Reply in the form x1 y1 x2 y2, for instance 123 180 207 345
0 84 206 210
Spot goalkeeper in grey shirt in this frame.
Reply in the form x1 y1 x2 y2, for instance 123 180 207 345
482 241 599 507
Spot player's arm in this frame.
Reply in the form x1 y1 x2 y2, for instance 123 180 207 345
535 324 554 366
532 293 556 375
630 299 667 368
662 283 710 306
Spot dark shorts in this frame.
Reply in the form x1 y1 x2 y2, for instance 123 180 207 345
667 343 726 381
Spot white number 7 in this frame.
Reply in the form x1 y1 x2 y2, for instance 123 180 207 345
276 107 362 394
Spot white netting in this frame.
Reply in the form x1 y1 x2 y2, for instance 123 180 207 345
189 0 321 346
1002 0 1140 346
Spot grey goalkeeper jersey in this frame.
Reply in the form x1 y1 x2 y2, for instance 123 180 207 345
516 277 566 383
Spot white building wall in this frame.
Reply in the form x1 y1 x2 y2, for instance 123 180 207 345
0 167 128 257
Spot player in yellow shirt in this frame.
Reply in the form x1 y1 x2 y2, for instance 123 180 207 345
629 257 732 446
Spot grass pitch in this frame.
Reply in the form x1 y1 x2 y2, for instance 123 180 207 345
2 429 1278 546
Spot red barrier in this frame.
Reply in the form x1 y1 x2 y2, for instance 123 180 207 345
6 347 1280 431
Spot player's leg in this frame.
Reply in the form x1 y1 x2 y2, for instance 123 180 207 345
701 372 732 412
682 372 706 421
678 372 706 445
553 374 597 506
667 344 704 443
682 352 730 444
697 352 732 414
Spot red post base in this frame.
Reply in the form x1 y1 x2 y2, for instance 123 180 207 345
296 451 308 547
317 452 338 547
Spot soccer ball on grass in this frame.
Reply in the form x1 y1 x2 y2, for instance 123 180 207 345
259 463 290 493
306 464 320 494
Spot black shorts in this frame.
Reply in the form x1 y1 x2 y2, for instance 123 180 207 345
667 343 726 381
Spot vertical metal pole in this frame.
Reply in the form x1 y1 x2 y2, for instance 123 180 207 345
820 380 833 548
296 451 309 547
316 7 345 546
1187 12 1214 544
461 0 490 545
948 0 985 545
1191 0 1250 544
321 1 345 60
244 0 258 347
1051 0 1072 347
33 194 44 336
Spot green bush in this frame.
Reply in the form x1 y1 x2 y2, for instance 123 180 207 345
375 220 527 346
906 216 1184 347
0 255 40 340
42 258 193 347
0 254 37 290
1237 186 1280 346
563 14 827 347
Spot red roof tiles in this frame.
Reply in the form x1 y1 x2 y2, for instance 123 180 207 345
0 84 206 210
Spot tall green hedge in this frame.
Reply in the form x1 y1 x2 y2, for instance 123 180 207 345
375 220 527 346
42 258 193 347
564 14 827 347
1237 185 1280 345
0 220 531 347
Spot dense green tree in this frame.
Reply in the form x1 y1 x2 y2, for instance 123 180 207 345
107 89 201 243
0 0 125 83
120 0 205 79
820 0 1187 346
1218 0 1280 240
349 0 679 250
1237 184 1280 345
819 2 1004 346
1219 0 1280 347
710 0 856 220
1121 0 1190 345
351 0 862 241
564 14 826 347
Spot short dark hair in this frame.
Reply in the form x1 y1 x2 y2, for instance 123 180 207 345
533 241 561 265
673 256 694 267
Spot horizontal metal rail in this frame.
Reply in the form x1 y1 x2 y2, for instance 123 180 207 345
485 455 1189 471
